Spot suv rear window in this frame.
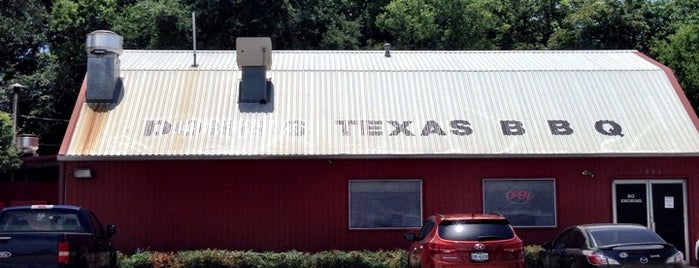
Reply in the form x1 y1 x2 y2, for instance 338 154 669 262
438 219 515 241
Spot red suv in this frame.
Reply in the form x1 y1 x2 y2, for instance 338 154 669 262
404 213 524 268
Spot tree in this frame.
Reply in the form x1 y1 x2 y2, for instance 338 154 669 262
653 24 699 113
112 0 192 49
0 112 21 172
0 0 60 155
0 0 49 84
548 0 651 50
649 0 699 114
376 0 499 49
489 0 564 49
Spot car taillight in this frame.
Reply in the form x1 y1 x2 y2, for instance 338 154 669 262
427 243 456 254
586 252 619 265
57 241 70 264
504 244 524 259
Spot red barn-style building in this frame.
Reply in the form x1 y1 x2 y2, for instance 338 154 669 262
59 32 699 263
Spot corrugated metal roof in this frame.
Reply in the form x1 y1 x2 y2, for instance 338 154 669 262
60 50 699 159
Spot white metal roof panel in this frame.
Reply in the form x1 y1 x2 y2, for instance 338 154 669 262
60 50 699 159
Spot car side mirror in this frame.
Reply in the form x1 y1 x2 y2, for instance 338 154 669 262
404 232 419 241
106 224 116 238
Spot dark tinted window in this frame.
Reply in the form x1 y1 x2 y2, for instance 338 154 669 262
589 227 665 247
420 219 435 240
88 211 104 236
553 229 573 248
568 229 587 249
438 219 514 241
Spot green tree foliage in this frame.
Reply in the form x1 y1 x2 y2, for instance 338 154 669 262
0 0 49 83
490 0 564 49
548 0 651 50
113 0 192 49
649 0 699 112
0 112 21 172
376 0 499 49
315 0 362 49
0 0 61 155
653 24 699 111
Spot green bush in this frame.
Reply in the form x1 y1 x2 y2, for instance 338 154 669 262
524 244 541 268
118 249 408 268
120 251 154 268
177 249 241 267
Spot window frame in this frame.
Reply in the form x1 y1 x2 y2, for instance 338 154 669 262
348 179 423 230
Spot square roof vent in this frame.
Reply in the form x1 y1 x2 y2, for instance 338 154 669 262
236 37 271 70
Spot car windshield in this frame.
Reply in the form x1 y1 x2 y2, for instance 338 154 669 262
0 210 84 232
589 227 665 247
438 219 514 241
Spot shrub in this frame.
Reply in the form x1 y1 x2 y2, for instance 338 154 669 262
524 244 541 268
177 249 240 268
149 252 181 268
119 249 408 268
257 250 308 267
120 251 153 268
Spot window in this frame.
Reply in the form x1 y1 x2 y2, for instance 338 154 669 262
349 180 422 229
589 227 665 247
568 229 586 249
483 179 556 227
88 211 105 236
0 209 84 232
438 220 515 241
553 229 573 248
419 219 435 239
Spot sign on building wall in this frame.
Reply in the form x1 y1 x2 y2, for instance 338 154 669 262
483 179 556 227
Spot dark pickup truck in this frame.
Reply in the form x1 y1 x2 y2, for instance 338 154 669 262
0 205 116 268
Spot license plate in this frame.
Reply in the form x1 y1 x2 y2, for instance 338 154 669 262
471 252 489 262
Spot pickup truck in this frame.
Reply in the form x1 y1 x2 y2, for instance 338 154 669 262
0 205 117 267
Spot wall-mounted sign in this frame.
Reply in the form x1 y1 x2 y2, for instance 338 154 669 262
664 196 674 209
483 179 556 227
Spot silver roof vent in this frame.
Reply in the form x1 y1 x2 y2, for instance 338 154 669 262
236 37 272 104
85 30 123 104
16 134 39 157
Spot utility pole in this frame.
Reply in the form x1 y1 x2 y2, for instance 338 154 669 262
9 83 27 147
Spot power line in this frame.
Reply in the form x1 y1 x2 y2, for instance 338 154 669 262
20 115 69 122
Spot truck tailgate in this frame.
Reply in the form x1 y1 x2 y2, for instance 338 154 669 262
0 232 64 267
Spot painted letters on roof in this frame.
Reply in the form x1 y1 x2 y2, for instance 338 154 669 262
59 50 699 159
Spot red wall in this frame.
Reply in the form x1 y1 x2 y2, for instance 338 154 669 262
60 157 699 255
0 182 58 207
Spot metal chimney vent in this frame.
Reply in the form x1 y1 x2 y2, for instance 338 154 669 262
236 37 272 104
86 30 123 103
16 134 39 156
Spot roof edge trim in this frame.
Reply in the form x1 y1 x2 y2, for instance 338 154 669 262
57 153 699 162
59 76 87 155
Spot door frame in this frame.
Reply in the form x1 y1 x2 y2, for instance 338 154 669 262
612 179 689 259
